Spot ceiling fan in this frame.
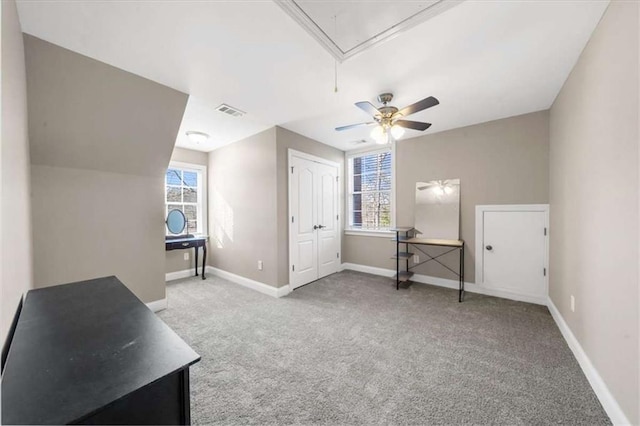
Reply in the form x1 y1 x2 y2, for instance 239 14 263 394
336 93 439 144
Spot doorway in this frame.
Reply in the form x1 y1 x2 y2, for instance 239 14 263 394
288 150 341 289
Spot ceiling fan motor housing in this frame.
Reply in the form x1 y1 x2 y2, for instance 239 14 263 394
377 92 394 105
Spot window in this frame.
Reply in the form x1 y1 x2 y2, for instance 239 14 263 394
347 149 393 231
165 162 207 235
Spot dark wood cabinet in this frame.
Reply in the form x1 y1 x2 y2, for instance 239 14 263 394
1 276 200 425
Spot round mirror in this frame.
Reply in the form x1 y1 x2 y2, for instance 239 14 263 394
166 209 186 234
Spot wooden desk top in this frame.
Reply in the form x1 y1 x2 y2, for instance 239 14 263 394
1 276 200 425
405 238 464 247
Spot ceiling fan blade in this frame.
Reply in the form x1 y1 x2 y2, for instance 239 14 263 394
395 120 432 131
335 122 376 131
396 96 439 117
355 101 381 117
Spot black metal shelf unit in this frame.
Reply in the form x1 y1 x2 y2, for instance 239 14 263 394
391 227 466 302
391 227 417 290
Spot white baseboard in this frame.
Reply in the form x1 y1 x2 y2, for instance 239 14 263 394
547 298 629 425
205 266 290 298
340 262 394 277
276 284 292 298
146 298 167 313
165 269 194 282
339 263 547 305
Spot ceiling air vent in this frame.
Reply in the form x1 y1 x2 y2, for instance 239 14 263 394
215 103 245 117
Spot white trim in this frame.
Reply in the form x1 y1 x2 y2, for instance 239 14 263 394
475 204 550 300
275 0 464 62
276 284 292 298
288 149 342 290
339 262 547 305
206 266 290 298
344 230 394 238
167 161 208 236
165 269 194 282
340 262 395 277
547 298 629 425
146 298 167 313
288 149 340 168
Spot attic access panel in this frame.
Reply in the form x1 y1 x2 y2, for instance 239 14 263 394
276 0 464 61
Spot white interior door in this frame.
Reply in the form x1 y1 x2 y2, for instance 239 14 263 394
316 162 340 278
479 208 547 302
289 152 340 289
290 155 318 288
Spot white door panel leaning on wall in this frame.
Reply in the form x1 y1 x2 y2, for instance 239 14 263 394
289 150 340 289
476 205 549 304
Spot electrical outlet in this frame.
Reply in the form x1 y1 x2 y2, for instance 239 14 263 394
258 260 263 271
570 295 575 312
413 255 419 264
184 253 189 261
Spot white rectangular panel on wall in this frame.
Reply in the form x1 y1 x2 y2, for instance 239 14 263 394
476 205 549 304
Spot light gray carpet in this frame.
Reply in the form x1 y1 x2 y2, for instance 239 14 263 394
158 271 609 425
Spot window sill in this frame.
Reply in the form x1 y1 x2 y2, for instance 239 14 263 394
344 229 394 238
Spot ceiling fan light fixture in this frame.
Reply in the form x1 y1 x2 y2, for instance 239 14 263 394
390 124 405 140
370 125 388 145
186 131 209 144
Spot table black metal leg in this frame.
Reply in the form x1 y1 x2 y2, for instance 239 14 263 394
459 244 465 302
194 247 198 277
201 244 206 280
396 238 400 290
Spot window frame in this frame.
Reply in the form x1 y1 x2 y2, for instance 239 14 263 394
344 146 395 237
165 161 208 236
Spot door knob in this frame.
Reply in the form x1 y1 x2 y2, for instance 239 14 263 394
318 225 326 229
485 245 493 251
313 225 319 230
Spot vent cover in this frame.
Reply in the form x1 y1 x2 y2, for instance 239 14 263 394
215 103 245 117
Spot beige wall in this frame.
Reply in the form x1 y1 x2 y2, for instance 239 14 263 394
549 1 639 423
208 128 279 286
275 126 344 287
343 111 550 283
166 147 209 275
1 0 34 342
25 36 188 303
25 35 184 177
170 146 209 167
31 165 167 303
206 127 343 288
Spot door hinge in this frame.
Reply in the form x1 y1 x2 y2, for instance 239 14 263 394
292 265 295 272
544 268 547 276
336 214 339 221
292 216 294 223
544 227 547 236
336 176 339 182
291 166 294 173
337 252 339 259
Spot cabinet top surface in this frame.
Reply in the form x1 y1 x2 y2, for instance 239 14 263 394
1 276 200 425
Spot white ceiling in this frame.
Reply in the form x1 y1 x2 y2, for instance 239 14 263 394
295 0 443 52
16 0 609 152
277 0 460 60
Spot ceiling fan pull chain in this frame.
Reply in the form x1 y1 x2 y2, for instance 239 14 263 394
333 15 338 93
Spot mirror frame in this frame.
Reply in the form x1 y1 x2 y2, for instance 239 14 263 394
166 209 187 235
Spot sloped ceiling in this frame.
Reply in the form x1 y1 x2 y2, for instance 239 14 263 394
17 1 609 152
24 35 188 176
